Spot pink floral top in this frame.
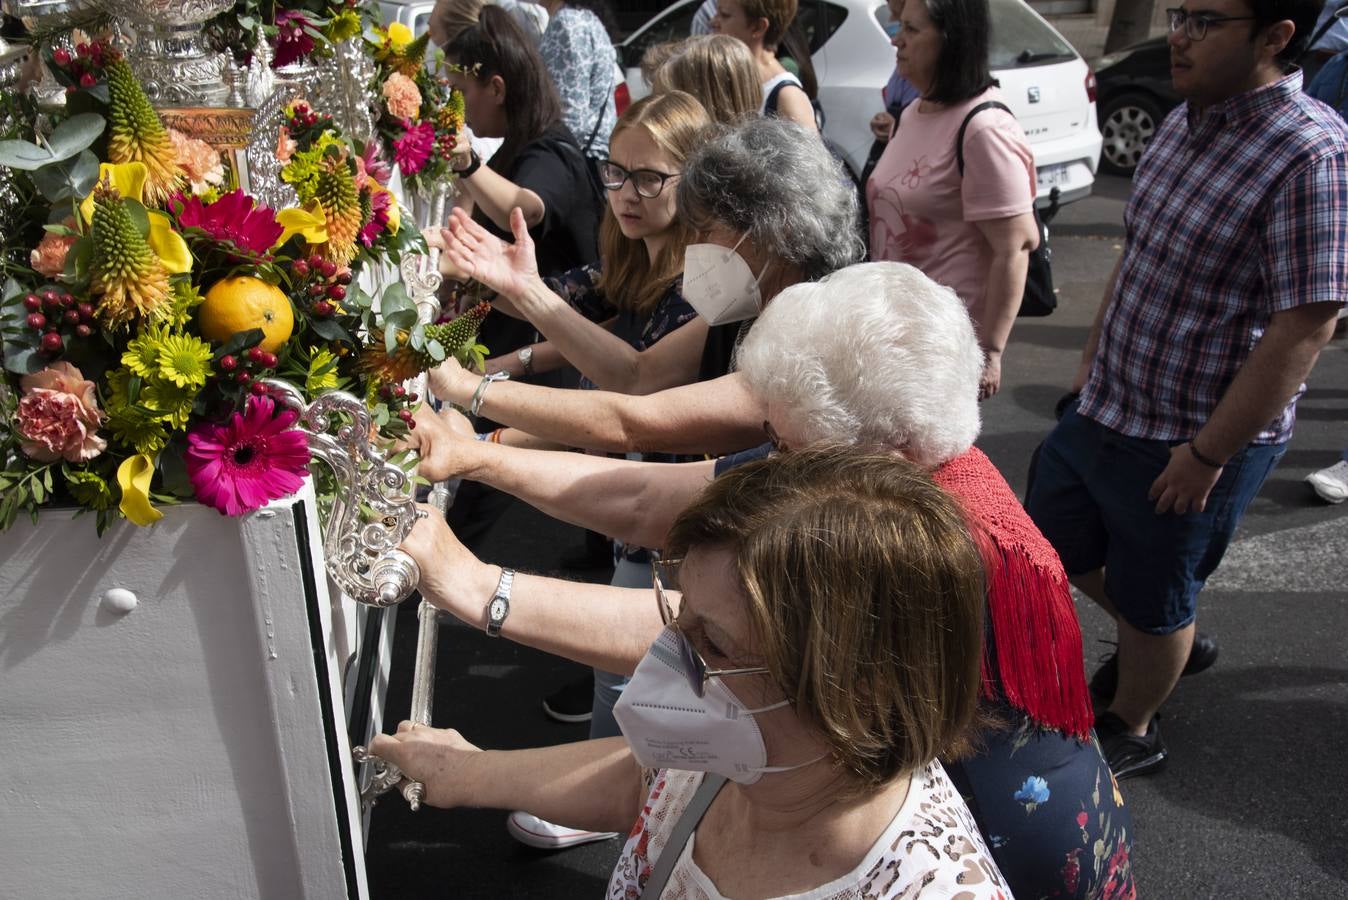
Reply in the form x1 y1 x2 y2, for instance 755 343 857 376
606 762 1010 900
865 87 1035 321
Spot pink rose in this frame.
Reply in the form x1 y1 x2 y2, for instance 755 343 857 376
382 72 423 122
30 224 77 278
16 361 107 463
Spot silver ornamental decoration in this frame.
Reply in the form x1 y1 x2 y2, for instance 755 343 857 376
260 380 425 608
312 38 376 145
100 0 233 106
0 0 94 109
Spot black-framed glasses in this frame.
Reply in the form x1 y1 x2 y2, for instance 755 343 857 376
599 161 682 199
652 557 770 698
1165 7 1257 41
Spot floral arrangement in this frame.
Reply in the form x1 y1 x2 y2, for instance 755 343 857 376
206 0 368 68
367 22 467 195
0 42 487 534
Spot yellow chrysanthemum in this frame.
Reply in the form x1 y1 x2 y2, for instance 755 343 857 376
154 331 213 389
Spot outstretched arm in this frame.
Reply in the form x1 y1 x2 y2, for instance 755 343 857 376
428 364 766 455
440 208 710 394
368 724 642 833
410 405 716 547
400 505 665 674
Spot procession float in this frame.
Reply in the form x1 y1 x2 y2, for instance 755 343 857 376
0 2 477 894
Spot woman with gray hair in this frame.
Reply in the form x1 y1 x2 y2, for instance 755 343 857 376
407 262 1135 898
425 115 862 453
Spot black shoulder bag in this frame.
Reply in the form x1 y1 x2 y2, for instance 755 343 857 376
956 100 1059 318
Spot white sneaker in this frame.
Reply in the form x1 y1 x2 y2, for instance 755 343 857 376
1305 459 1348 504
505 811 619 850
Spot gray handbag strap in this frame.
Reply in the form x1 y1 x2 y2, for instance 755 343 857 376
640 773 728 899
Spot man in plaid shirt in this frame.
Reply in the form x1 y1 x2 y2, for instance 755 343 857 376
1027 0 1347 779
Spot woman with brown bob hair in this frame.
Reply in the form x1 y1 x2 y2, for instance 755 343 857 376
371 448 1009 897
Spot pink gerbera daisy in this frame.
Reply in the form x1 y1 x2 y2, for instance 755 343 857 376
176 189 284 262
185 395 311 516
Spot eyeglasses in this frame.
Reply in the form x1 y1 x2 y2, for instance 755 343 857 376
1165 7 1258 41
652 557 770 698
599 161 681 199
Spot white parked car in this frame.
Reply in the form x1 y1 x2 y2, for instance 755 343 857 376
619 0 1102 204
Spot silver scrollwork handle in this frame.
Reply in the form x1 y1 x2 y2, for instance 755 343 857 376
261 379 423 608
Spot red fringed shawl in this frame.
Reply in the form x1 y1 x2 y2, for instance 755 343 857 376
932 447 1094 740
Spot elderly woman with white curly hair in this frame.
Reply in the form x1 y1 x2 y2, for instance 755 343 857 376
407 262 1137 899
423 115 863 456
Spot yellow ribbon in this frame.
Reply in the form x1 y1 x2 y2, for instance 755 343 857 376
116 453 163 526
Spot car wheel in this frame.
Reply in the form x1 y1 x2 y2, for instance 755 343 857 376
1098 92 1163 177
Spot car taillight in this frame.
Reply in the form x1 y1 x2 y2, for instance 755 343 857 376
615 82 631 117
1085 69 1097 104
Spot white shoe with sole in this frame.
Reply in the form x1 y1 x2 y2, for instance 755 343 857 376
1306 459 1348 504
506 811 619 850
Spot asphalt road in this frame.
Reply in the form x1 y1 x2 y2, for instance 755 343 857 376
366 175 1348 898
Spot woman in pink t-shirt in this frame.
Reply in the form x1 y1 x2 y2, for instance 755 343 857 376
866 0 1038 398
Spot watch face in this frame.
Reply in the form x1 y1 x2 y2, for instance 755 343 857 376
489 598 507 620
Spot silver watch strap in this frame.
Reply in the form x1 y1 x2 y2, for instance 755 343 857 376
486 567 515 636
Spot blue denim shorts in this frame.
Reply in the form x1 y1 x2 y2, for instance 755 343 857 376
1025 401 1284 635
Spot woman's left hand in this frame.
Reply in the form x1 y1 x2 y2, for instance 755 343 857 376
979 351 1002 400
438 206 540 301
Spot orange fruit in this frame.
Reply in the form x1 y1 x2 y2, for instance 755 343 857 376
198 276 295 354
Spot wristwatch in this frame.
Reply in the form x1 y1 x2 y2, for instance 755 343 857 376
456 149 482 179
485 567 515 637
517 346 535 376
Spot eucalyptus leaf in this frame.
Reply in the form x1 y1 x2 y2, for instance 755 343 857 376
427 339 445 361
45 114 106 162
379 282 415 317
384 327 397 354
66 150 100 198
30 162 74 201
384 307 418 331
409 327 425 352
0 139 53 170
2 342 41 375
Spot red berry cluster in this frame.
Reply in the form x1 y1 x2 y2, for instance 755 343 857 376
217 346 279 392
434 132 456 161
378 383 420 429
22 289 94 356
292 255 351 318
285 102 334 143
51 41 109 91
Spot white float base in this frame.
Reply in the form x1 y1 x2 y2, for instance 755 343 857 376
0 483 378 899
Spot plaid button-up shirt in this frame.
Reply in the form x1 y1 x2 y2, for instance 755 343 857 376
1079 71 1348 445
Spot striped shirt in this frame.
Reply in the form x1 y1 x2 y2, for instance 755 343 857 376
1079 71 1348 445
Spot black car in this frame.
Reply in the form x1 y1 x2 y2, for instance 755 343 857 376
1093 37 1180 177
